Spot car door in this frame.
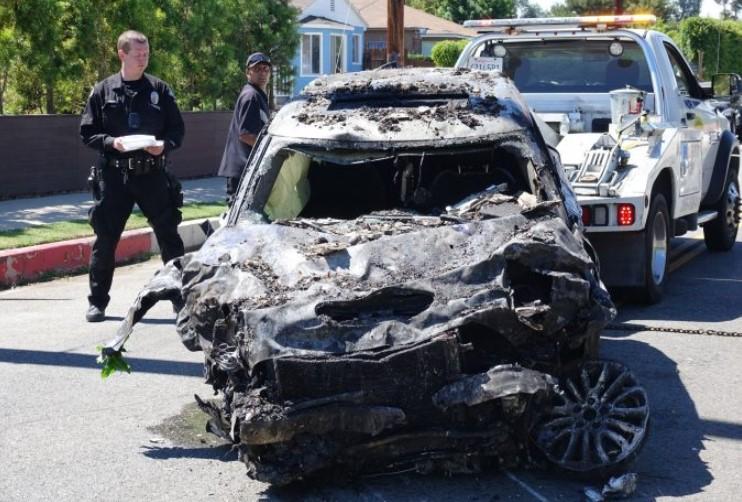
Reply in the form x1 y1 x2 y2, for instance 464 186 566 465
662 42 721 201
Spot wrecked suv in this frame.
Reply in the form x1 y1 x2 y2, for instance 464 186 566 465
105 68 649 485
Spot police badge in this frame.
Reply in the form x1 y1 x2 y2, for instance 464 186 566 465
150 91 159 105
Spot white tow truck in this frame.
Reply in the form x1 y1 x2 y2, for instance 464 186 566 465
457 15 741 302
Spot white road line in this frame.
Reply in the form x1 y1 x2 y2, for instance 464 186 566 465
504 470 550 502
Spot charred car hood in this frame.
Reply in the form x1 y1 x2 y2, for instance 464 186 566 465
171 206 613 369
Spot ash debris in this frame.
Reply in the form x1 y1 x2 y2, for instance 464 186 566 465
293 102 487 133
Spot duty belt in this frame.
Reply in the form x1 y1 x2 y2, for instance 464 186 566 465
107 156 165 175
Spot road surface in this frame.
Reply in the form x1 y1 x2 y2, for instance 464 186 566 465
1 230 740 501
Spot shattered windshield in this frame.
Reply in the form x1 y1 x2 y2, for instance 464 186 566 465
243 138 543 222
472 39 653 93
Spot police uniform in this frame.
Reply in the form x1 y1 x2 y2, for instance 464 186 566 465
80 72 185 313
217 80 270 202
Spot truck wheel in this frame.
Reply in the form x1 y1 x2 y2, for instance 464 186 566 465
703 168 740 251
640 193 669 304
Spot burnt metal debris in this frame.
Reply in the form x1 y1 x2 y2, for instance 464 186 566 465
103 68 649 485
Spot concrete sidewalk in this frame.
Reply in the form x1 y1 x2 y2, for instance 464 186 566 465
0 176 227 287
0 176 225 231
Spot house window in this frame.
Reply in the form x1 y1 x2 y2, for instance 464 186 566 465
367 40 386 50
301 33 321 75
330 34 344 73
352 34 361 64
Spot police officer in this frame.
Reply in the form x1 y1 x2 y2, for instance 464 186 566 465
217 52 271 204
80 30 185 322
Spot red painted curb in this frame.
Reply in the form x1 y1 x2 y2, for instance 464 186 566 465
0 228 153 287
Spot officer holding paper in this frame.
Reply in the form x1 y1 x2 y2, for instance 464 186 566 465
80 29 185 322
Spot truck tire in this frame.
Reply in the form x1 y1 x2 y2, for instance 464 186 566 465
640 193 670 304
703 168 740 251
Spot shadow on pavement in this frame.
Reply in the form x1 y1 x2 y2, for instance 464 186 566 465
601 334 713 499
615 241 742 323
141 444 237 462
0 348 202 377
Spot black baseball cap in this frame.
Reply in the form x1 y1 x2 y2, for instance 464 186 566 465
246 52 271 68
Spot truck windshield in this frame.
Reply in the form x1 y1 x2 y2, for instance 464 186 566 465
471 39 653 94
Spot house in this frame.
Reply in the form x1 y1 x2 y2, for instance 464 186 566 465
282 0 474 97
288 0 367 98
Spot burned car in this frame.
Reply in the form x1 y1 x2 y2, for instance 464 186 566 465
104 68 649 485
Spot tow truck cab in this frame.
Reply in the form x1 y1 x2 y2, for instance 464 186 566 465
456 16 740 303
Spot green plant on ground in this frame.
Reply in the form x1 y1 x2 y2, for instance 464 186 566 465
97 346 132 379
0 201 226 250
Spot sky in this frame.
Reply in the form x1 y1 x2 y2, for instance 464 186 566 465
530 0 724 17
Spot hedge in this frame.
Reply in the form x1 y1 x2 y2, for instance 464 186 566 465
431 39 470 68
678 18 742 78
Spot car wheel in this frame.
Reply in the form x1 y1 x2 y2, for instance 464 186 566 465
703 168 740 251
639 193 669 304
533 361 649 480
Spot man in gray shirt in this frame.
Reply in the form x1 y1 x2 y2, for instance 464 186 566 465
217 52 271 204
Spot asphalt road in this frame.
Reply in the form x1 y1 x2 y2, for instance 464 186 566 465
1 230 740 501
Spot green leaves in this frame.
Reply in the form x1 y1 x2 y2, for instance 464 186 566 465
409 0 516 23
96 345 132 379
431 39 469 67
2 0 300 114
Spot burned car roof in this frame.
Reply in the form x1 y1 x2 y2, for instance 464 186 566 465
271 68 536 143
103 68 648 487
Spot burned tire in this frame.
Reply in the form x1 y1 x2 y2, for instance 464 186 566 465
639 193 669 304
533 361 649 480
703 168 740 251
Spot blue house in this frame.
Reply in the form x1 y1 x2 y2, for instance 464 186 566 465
289 0 366 97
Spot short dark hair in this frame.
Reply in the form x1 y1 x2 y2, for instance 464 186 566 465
117 30 148 53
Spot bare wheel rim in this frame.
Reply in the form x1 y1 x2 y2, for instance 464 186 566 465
534 361 649 473
724 179 740 229
651 209 668 285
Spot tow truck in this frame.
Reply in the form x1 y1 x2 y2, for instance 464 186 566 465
457 15 741 302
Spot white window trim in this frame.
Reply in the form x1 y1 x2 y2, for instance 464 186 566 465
300 32 323 77
330 33 346 74
352 34 361 64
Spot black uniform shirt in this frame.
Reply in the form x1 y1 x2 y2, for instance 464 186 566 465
80 72 185 159
217 82 270 178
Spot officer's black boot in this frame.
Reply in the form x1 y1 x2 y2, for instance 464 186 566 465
86 304 106 323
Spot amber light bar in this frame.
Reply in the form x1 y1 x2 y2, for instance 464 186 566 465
464 15 657 30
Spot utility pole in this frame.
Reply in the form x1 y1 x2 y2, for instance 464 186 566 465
614 0 623 15
387 0 404 66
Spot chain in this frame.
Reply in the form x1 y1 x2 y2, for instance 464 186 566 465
606 322 742 338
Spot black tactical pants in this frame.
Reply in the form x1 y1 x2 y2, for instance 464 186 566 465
88 164 184 309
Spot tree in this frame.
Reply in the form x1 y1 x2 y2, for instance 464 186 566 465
407 0 516 23
555 0 676 21
713 0 742 18
516 0 546 17
1 0 299 114
677 0 701 18
0 6 19 114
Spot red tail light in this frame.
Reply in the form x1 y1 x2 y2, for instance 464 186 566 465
617 203 635 226
581 205 591 225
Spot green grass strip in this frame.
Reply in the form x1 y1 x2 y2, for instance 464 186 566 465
0 202 226 251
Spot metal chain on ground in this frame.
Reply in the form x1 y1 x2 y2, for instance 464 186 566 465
606 322 742 338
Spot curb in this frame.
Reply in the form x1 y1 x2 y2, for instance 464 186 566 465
0 217 221 288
